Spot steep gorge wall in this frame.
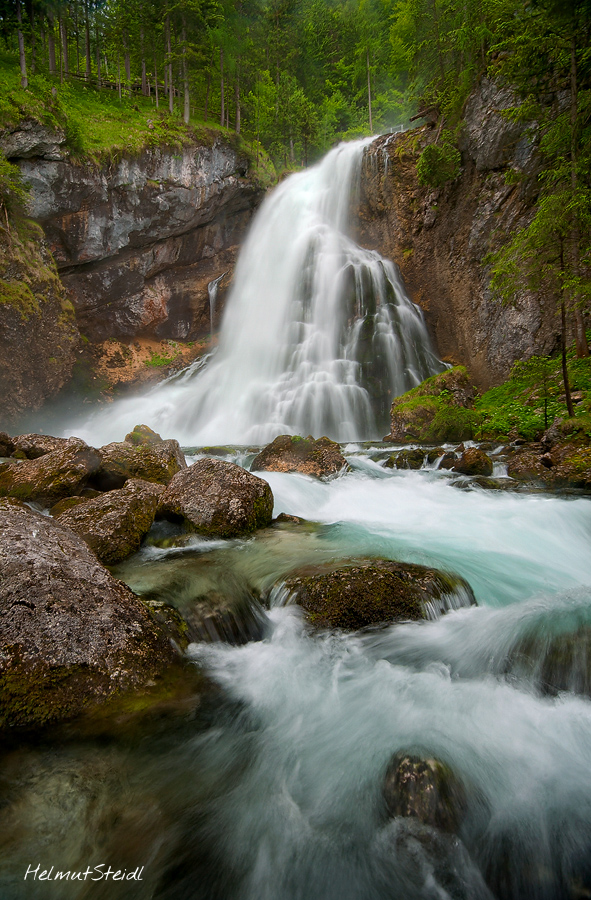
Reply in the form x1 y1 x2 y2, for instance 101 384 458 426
0 125 265 424
358 79 561 390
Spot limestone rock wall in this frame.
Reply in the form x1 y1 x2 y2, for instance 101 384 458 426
18 139 264 342
358 78 561 390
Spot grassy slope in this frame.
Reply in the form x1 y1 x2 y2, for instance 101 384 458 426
0 51 276 183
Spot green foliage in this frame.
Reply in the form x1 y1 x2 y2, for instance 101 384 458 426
476 351 591 440
146 349 178 368
416 141 461 187
0 155 29 221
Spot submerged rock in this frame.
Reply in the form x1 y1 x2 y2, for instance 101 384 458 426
281 560 475 630
55 479 164 565
383 753 467 833
452 447 493 477
94 439 186 490
0 439 101 507
251 434 347 479
158 457 274 537
0 500 177 729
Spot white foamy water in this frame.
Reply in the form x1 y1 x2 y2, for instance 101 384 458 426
68 139 441 447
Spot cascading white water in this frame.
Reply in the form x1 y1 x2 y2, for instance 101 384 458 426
72 139 442 446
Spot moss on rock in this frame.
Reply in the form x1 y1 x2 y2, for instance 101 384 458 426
388 367 478 443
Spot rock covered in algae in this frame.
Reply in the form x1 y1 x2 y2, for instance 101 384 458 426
55 478 164 565
0 500 177 729
0 438 102 507
158 457 274 537
251 434 347 479
124 423 164 446
387 367 477 444
94 438 186 490
281 559 476 630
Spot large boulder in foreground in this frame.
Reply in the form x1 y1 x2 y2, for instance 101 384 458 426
93 439 186 490
251 434 347 479
0 501 176 729
0 439 101 507
158 457 274 537
55 479 164 565
282 560 475 630
387 367 477 444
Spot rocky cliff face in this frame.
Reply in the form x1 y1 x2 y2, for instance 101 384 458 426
358 78 560 389
17 137 264 342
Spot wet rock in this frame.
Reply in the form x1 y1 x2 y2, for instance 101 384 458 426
438 451 457 470
426 447 445 464
93 439 186 490
0 432 15 457
282 559 476 630
158 457 274 537
452 447 493 476
383 753 467 833
506 446 549 481
55 479 164 565
385 448 425 470
251 434 347 479
0 439 102 507
504 627 591 698
11 433 72 459
124 424 164 446
0 500 177 729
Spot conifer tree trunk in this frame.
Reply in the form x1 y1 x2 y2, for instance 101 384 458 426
167 15 174 114
28 1 36 75
220 48 224 127
141 27 147 95
235 60 240 134
366 47 372 133
569 29 589 358
153 42 159 109
48 8 57 75
204 68 210 121
84 0 91 80
60 10 69 76
182 19 190 124
16 0 28 89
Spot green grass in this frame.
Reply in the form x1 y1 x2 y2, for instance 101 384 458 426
0 51 276 184
476 350 591 441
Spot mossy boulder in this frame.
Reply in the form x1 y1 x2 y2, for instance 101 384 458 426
93 439 186 490
124 424 164 446
11 433 72 459
0 439 102 507
0 500 177 729
452 447 493 477
383 753 467 833
385 448 425 470
507 440 591 488
388 367 478 444
158 457 274 537
251 434 347 479
55 478 164 565
281 559 476 630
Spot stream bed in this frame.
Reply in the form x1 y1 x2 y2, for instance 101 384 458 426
2 447 591 900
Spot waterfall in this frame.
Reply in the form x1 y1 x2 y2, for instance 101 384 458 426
208 272 226 340
73 139 442 447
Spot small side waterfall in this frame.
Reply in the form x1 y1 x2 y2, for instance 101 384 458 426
75 139 443 446
207 272 226 341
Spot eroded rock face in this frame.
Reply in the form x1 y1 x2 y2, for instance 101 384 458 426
0 439 101 507
55 478 164 565
94 439 186 490
251 434 347 479
158 457 274 537
359 78 559 390
19 141 265 344
281 560 476 630
0 501 176 728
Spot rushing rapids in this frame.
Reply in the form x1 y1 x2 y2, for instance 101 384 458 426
72 140 442 447
4 142 591 900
